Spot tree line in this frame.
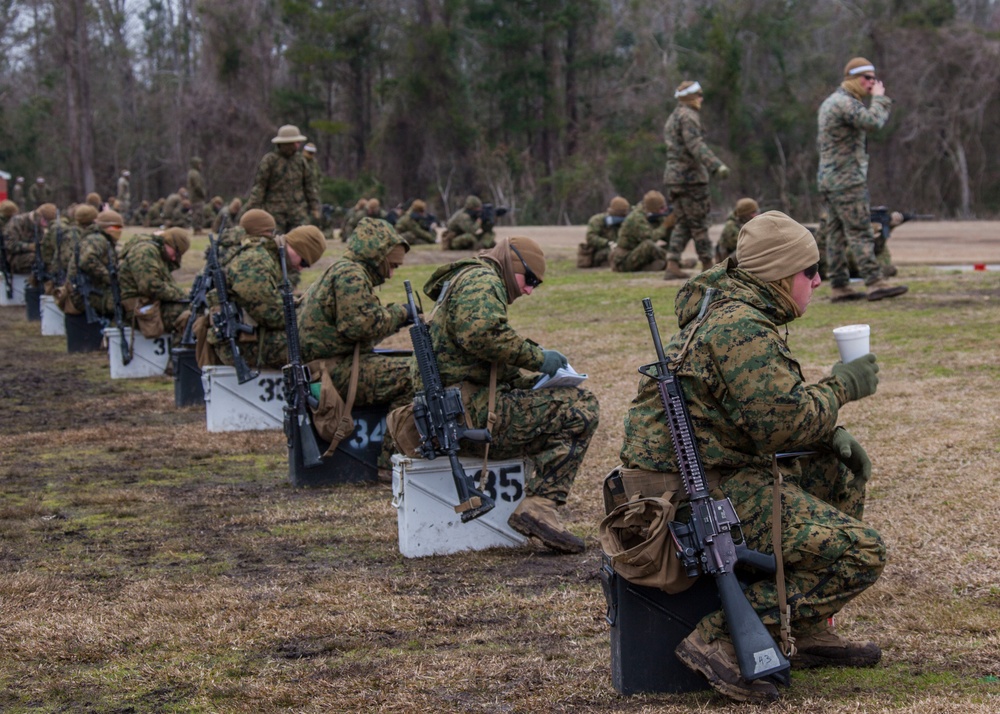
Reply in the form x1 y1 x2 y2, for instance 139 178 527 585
1 0 999 224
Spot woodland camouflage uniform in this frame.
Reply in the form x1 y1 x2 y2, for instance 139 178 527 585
297 218 412 406
663 86 726 267
206 237 288 369
67 224 118 318
612 199 669 272
4 207 54 274
444 196 494 250
394 205 436 245
817 86 892 289
583 196 630 268
414 254 599 504
27 180 52 210
714 198 758 265
41 212 73 286
187 159 207 230
12 180 25 211
244 146 319 233
620 261 885 675
118 234 189 337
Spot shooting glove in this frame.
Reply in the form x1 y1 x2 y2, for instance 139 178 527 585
830 353 879 403
540 349 569 377
830 427 871 491
716 164 731 180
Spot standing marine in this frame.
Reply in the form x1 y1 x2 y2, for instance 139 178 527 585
243 125 320 233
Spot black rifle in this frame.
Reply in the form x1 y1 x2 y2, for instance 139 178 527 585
180 215 228 347
604 215 625 227
31 220 51 288
404 279 495 522
870 206 934 241
0 223 12 300
480 203 508 234
206 230 258 384
416 213 438 232
639 296 790 685
71 237 103 325
106 240 132 366
52 212 66 286
279 239 323 469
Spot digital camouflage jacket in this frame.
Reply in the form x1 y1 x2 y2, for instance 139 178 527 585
662 104 724 186
118 235 187 306
817 88 892 193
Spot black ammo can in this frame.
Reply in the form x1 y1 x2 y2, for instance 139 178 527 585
24 283 42 321
171 348 205 407
287 404 390 487
64 312 105 352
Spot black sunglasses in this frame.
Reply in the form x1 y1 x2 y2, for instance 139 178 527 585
804 262 820 279
861 74 876 81
510 243 542 288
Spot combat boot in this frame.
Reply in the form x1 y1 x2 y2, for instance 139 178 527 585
700 257 714 272
680 258 698 269
507 496 585 554
791 627 881 669
675 630 781 703
866 279 908 301
643 258 666 272
664 260 690 280
830 285 866 303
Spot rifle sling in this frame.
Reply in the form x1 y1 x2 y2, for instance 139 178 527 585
771 455 795 658
477 362 498 491
333 342 362 443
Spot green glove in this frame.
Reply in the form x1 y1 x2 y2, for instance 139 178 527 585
830 427 871 491
540 349 568 377
831 353 879 402
716 164 731 180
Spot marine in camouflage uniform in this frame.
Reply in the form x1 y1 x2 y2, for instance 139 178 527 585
56 205 98 286
298 217 412 410
187 158 207 231
409 236 599 553
663 80 729 278
67 211 125 318
27 178 52 210
206 222 325 370
12 178 26 212
4 204 56 275
611 191 670 273
393 199 437 245
145 198 164 227
582 196 630 268
40 208 74 289
243 125 320 233
817 58 906 302
118 228 191 339
443 195 494 250
714 197 759 265
117 171 131 217
620 212 884 703
340 198 367 242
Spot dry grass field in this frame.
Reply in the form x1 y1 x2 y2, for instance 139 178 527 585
1 221 998 713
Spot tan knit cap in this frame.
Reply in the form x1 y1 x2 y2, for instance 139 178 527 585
736 211 819 282
0 200 17 218
37 203 57 222
239 209 276 236
285 225 326 267
508 236 546 280
161 228 191 257
642 190 666 214
609 196 630 217
86 192 102 208
410 199 427 213
366 198 381 213
75 205 98 226
228 198 242 214
97 210 124 227
734 198 760 220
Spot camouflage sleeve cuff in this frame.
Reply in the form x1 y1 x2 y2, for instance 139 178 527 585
520 338 546 371
820 375 852 406
389 302 409 330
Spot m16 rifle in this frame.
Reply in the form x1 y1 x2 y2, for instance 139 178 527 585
205 230 258 384
71 237 103 325
480 203 508 234
52 212 66 286
279 237 323 469
106 240 132 366
0 224 12 299
404 279 495 522
31 220 51 288
416 213 439 232
179 215 228 348
639 296 791 685
870 206 934 241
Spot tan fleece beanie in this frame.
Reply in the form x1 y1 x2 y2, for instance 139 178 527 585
642 190 666 214
239 209 276 237
609 196 630 217
736 211 819 282
842 57 875 99
37 203 58 222
735 198 760 221
161 228 191 257
75 205 98 226
285 225 326 267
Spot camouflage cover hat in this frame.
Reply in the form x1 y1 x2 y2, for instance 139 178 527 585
271 124 307 144
75 204 99 226
37 203 57 222
642 190 667 214
736 210 818 282
608 196 630 217
735 198 760 220
161 228 191 257
0 200 17 217
284 225 326 267
239 209 276 236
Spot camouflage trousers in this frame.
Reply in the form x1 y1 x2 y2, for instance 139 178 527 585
614 240 666 272
450 230 496 251
190 202 205 230
666 184 712 262
267 210 310 235
398 229 436 246
314 353 413 409
462 385 600 504
695 455 886 643
212 328 289 371
821 187 883 288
